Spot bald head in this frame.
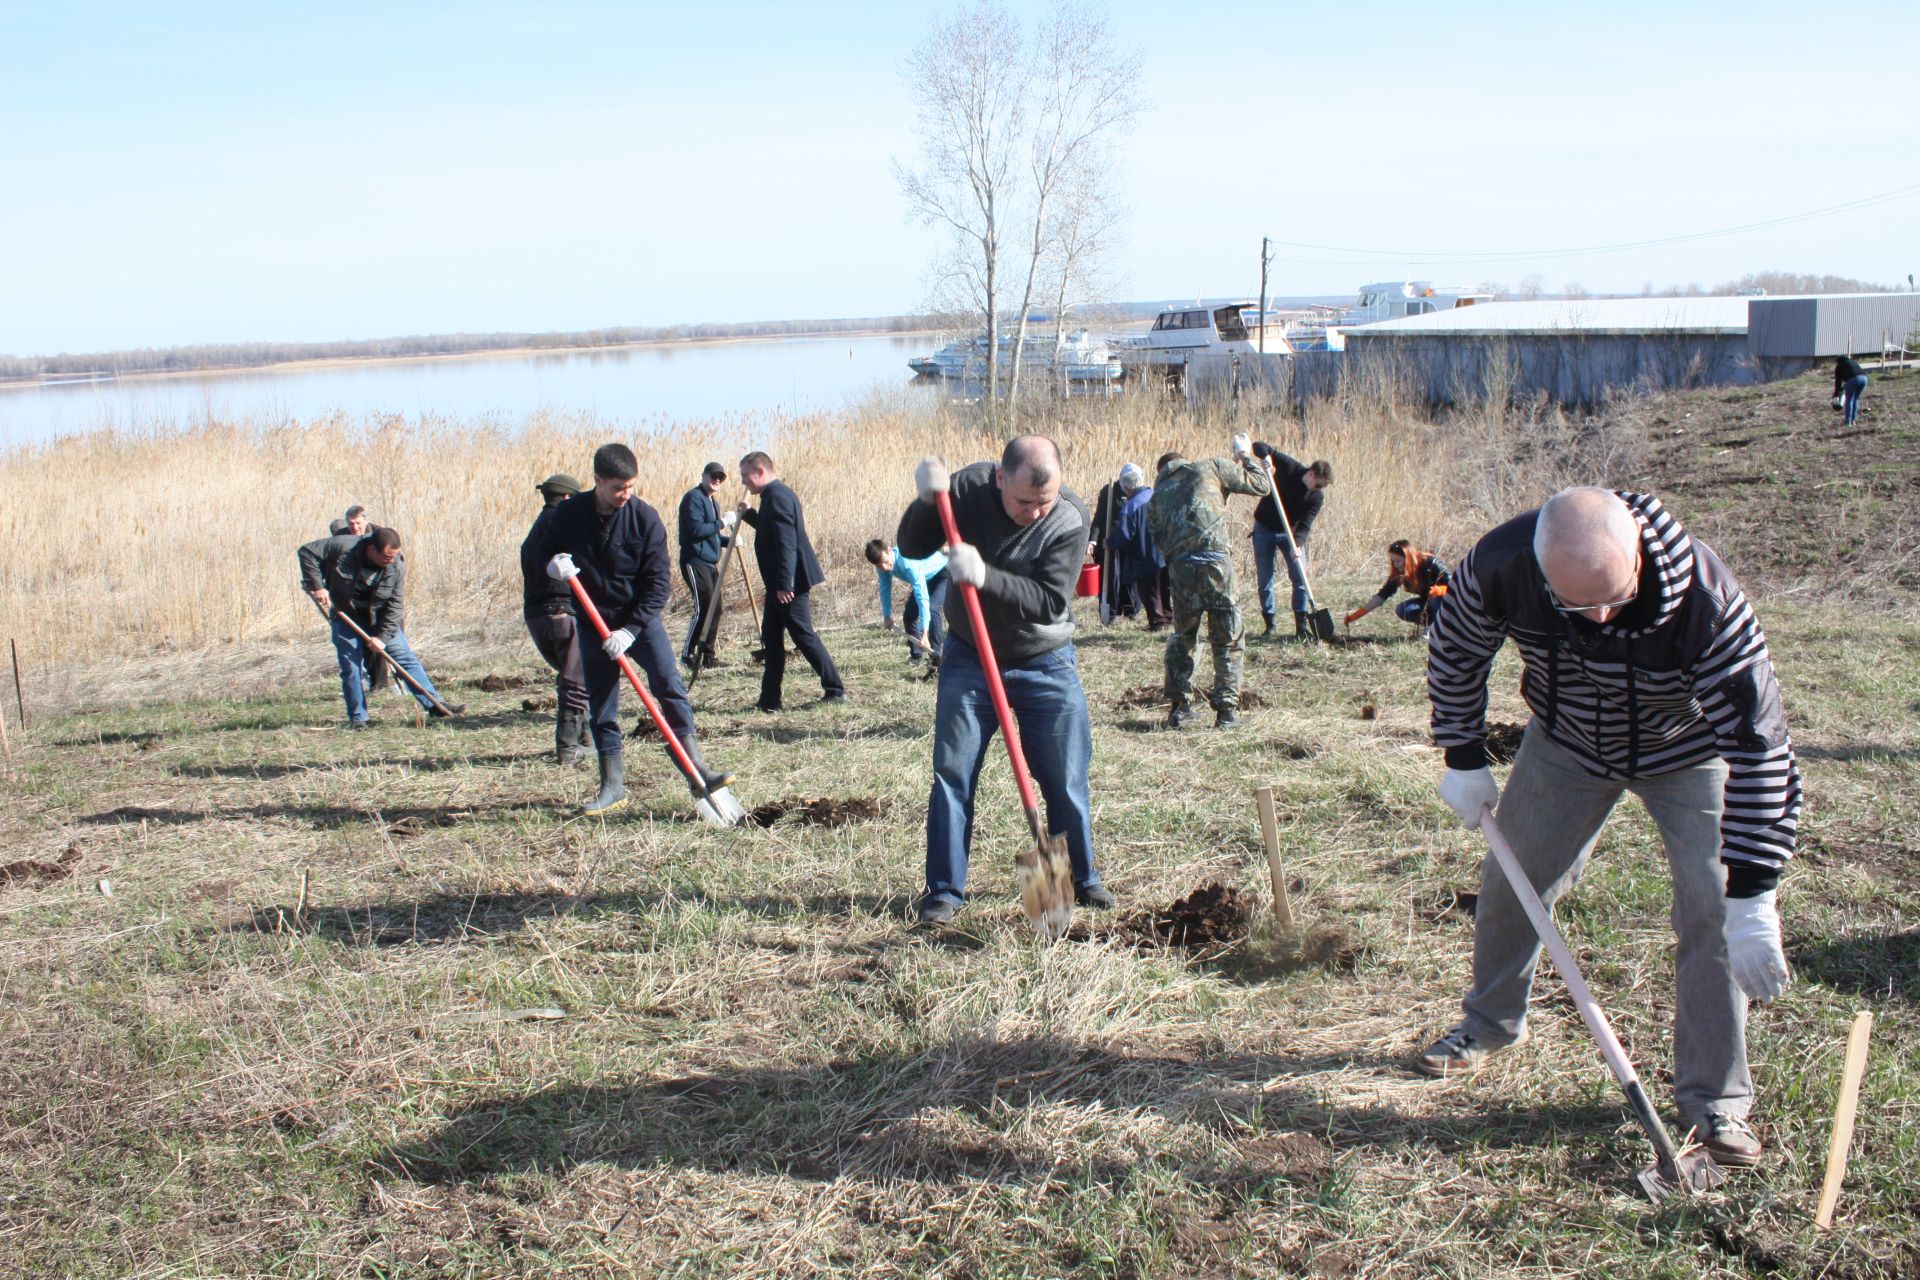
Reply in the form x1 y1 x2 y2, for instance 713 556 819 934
1001 434 1061 486
996 434 1063 527
1534 488 1643 622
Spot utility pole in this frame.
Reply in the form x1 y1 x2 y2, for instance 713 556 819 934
1258 236 1274 354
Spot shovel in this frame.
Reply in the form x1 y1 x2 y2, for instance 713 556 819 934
316 601 458 718
562 575 747 828
1477 807 1724 1201
1258 455 1336 643
932 487 1074 940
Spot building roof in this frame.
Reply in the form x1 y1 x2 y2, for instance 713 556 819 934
1350 296 1752 338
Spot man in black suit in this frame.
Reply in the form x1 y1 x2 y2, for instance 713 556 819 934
737 450 845 712
535 443 734 815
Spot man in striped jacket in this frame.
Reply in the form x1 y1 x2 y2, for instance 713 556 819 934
1418 487 1800 1169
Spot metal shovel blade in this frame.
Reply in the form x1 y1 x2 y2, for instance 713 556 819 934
1636 1148 1726 1203
1309 608 1338 644
1016 832 1075 941
694 786 749 828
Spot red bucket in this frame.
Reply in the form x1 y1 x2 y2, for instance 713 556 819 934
1076 561 1101 598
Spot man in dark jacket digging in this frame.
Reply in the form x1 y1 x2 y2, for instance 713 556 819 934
1249 443 1332 640
897 435 1113 925
298 526 455 728
521 472 590 764
1417 487 1800 1170
534 443 734 816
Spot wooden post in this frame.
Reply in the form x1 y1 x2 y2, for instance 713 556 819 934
1814 1011 1874 1230
736 541 762 633
1257 236 1271 355
0 691 13 773
1254 784 1294 931
9 639 23 730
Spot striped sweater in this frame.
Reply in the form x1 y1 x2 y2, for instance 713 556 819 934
1428 492 1800 895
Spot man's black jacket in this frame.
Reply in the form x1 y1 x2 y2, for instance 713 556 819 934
298 533 406 643
678 484 725 566
1251 443 1323 540
740 480 825 595
519 505 574 617
532 492 673 635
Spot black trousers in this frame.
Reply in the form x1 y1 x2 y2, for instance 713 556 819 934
525 610 590 714
581 615 697 756
759 590 843 710
680 560 720 661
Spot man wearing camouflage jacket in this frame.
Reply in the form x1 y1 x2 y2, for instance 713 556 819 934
1145 435 1271 729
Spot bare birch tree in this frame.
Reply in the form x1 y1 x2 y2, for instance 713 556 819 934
895 3 1026 403
896 1 1139 407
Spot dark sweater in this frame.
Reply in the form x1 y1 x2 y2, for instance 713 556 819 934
531 492 673 634
1250 444 1324 540
520 505 574 616
297 533 406 643
897 462 1089 667
1834 357 1865 392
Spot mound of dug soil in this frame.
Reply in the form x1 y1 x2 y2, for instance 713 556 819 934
0 846 81 892
1115 685 1268 711
1484 721 1526 764
749 796 885 829
1116 881 1252 949
470 672 542 692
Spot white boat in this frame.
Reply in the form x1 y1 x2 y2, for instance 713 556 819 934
1298 282 1493 350
908 328 1123 385
1113 301 1292 376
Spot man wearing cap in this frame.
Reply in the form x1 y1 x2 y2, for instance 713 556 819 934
678 461 738 671
521 472 591 764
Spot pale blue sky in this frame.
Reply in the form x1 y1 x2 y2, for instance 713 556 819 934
3 1 1914 354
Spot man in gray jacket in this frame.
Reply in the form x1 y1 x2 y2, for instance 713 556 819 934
1418 487 1800 1170
298 526 453 728
896 435 1113 925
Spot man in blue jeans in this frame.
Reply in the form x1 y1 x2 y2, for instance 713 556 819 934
1248 443 1332 641
896 436 1113 925
298 525 457 728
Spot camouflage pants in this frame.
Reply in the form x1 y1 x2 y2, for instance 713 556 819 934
1164 558 1244 711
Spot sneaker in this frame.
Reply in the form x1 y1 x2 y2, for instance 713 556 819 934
821 690 848 704
1076 884 1117 910
1692 1113 1763 1167
914 895 961 926
1413 1026 1529 1077
1166 703 1200 729
754 703 781 715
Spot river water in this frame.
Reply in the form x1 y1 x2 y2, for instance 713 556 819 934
0 331 945 449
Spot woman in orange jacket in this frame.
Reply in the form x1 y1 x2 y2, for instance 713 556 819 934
1345 539 1450 631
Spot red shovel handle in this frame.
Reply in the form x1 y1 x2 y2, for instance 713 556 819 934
565 575 705 789
933 490 1045 840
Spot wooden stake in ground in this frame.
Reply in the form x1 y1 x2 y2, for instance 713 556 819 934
1814 1010 1874 1230
10 638 24 730
0 683 13 774
1254 784 1295 931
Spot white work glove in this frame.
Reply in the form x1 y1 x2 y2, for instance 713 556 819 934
720 510 739 531
947 542 986 588
1438 767 1500 829
1723 892 1790 1003
546 552 579 581
915 456 950 503
602 627 635 660
1231 432 1252 459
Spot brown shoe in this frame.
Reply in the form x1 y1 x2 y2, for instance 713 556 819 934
1414 1025 1528 1077
1691 1113 1763 1167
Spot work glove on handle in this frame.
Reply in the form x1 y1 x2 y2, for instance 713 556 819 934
546 552 579 581
915 456 949 504
1723 891 1790 1002
720 511 739 531
1231 432 1252 460
1439 767 1500 829
947 542 986 588
602 627 635 660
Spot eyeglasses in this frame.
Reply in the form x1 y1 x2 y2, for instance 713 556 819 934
1544 581 1639 616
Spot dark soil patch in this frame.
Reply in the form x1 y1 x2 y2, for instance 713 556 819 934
1110 881 1252 949
521 696 556 713
470 672 542 692
0 845 81 891
749 796 886 829
1484 721 1526 764
1422 889 1478 923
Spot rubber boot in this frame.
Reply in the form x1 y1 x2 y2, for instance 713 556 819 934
1296 611 1320 644
1261 613 1275 637
556 710 585 766
681 737 735 799
583 751 627 816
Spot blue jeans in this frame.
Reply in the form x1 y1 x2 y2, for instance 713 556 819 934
925 637 1100 904
1395 598 1426 625
903 574 949 662
1251 524 1310 618
331 617 441 722
581 615 696 756
1843 373 1868 425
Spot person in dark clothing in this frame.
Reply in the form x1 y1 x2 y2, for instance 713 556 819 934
737 451 844 712
677 461 737 669
1417 488 1799 1169
521 472 590 764
1111 462 1170 628
1346 539 1451 633
1833 355 1868 426
1249 443 1332 640
1088 473 1133 622
897 435 1113 925
535 443 733 816
298 526 454 727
